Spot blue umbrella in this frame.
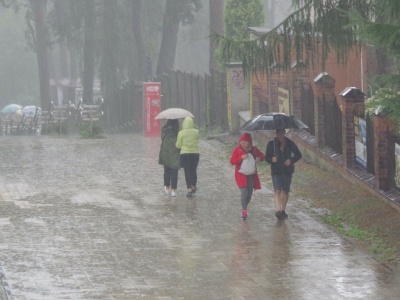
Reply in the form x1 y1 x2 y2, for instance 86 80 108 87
0 104 22 115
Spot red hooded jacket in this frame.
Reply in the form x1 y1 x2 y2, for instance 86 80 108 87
230 133 265 189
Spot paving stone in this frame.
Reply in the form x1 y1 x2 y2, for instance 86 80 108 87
0 133 399 299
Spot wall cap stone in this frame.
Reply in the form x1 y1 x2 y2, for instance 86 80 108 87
340 87 365 98
314 72 335 85
291 60 307 69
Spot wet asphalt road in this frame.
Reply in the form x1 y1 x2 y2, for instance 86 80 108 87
0 133 399 300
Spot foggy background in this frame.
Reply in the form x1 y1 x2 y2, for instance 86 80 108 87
0 0 292 108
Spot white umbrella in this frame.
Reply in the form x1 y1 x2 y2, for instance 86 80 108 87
155 108 194 120
22 105 41 118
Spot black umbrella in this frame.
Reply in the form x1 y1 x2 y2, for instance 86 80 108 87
239 112 308 131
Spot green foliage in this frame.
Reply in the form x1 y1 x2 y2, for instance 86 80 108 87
176 0 202 25
214 0 376 76
41 121 70 135
321 212 396 261
79 121 105 139
215 0 264 69
365 88 400 129
224 0 264 38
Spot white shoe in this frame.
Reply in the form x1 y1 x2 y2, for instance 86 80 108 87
164 187 170 194
171 191 176 197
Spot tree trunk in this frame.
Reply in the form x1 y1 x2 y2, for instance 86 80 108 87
209 0 224 72
82 0 95 104
68 41 79 82
30 0 51 110
156 0 181 79
53 0 69 79
101 0 119 103
132 0 147 81
58 41 69 79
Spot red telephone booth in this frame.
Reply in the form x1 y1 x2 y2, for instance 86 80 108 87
143 82 161 137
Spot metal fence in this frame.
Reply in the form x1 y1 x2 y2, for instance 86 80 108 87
300 83 315 136
324 97 342 154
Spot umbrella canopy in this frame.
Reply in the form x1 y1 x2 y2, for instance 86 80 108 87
22 105 41 118
239 112 308 132
9 110 23 122
155 108 194 120
0 104 22 115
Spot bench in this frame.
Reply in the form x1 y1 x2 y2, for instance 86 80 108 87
39 103 103 134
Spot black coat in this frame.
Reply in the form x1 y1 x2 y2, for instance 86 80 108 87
265 137 302 175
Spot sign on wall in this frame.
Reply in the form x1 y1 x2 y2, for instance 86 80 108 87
226 64 249 133
278 87 290 114
354 116 367 169
143 82 161 137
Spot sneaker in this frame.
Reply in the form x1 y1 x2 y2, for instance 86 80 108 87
281 211 288 219
191 187 197 193
275 211 282 220
171 191 176 197
241 210 248 220
164 187 170 195
186 191 193 198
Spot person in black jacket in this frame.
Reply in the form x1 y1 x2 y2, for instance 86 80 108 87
265 129 302 220
159 119 181 197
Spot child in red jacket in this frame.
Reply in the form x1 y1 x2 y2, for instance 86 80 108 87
230 133 265 220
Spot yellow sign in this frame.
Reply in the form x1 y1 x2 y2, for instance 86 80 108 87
278 87 290 114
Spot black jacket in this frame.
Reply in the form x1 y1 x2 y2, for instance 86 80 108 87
265 137 302 175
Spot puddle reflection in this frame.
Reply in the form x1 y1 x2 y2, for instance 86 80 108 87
231 221 261 278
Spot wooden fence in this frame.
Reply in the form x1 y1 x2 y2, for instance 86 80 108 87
102 69 227 132
160 69 227 130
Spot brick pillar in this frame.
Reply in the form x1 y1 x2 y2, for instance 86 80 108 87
291 61 307 118
313 72 335 147
268 64 283 112
374 115 397 191
340 87 365 169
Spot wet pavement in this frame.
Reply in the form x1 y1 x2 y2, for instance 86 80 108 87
0 133 399 300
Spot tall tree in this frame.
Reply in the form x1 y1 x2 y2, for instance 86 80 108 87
224 0 264 39
0 5 39 106
82 0 95 104
52 0 66 79
101 0 120 103
29 0 51 109
215 0 374 77
209 0 224 72
156 0 201 79
214 0 264 69
156 0 180 78
131 0 147 81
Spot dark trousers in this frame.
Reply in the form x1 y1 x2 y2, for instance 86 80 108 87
180 153 199 189
239 175 254 210
163 166 178 189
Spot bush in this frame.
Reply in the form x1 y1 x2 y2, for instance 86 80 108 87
41 121 70 135
78 120 105 139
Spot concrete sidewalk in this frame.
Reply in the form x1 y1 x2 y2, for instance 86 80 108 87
0 133 399 299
